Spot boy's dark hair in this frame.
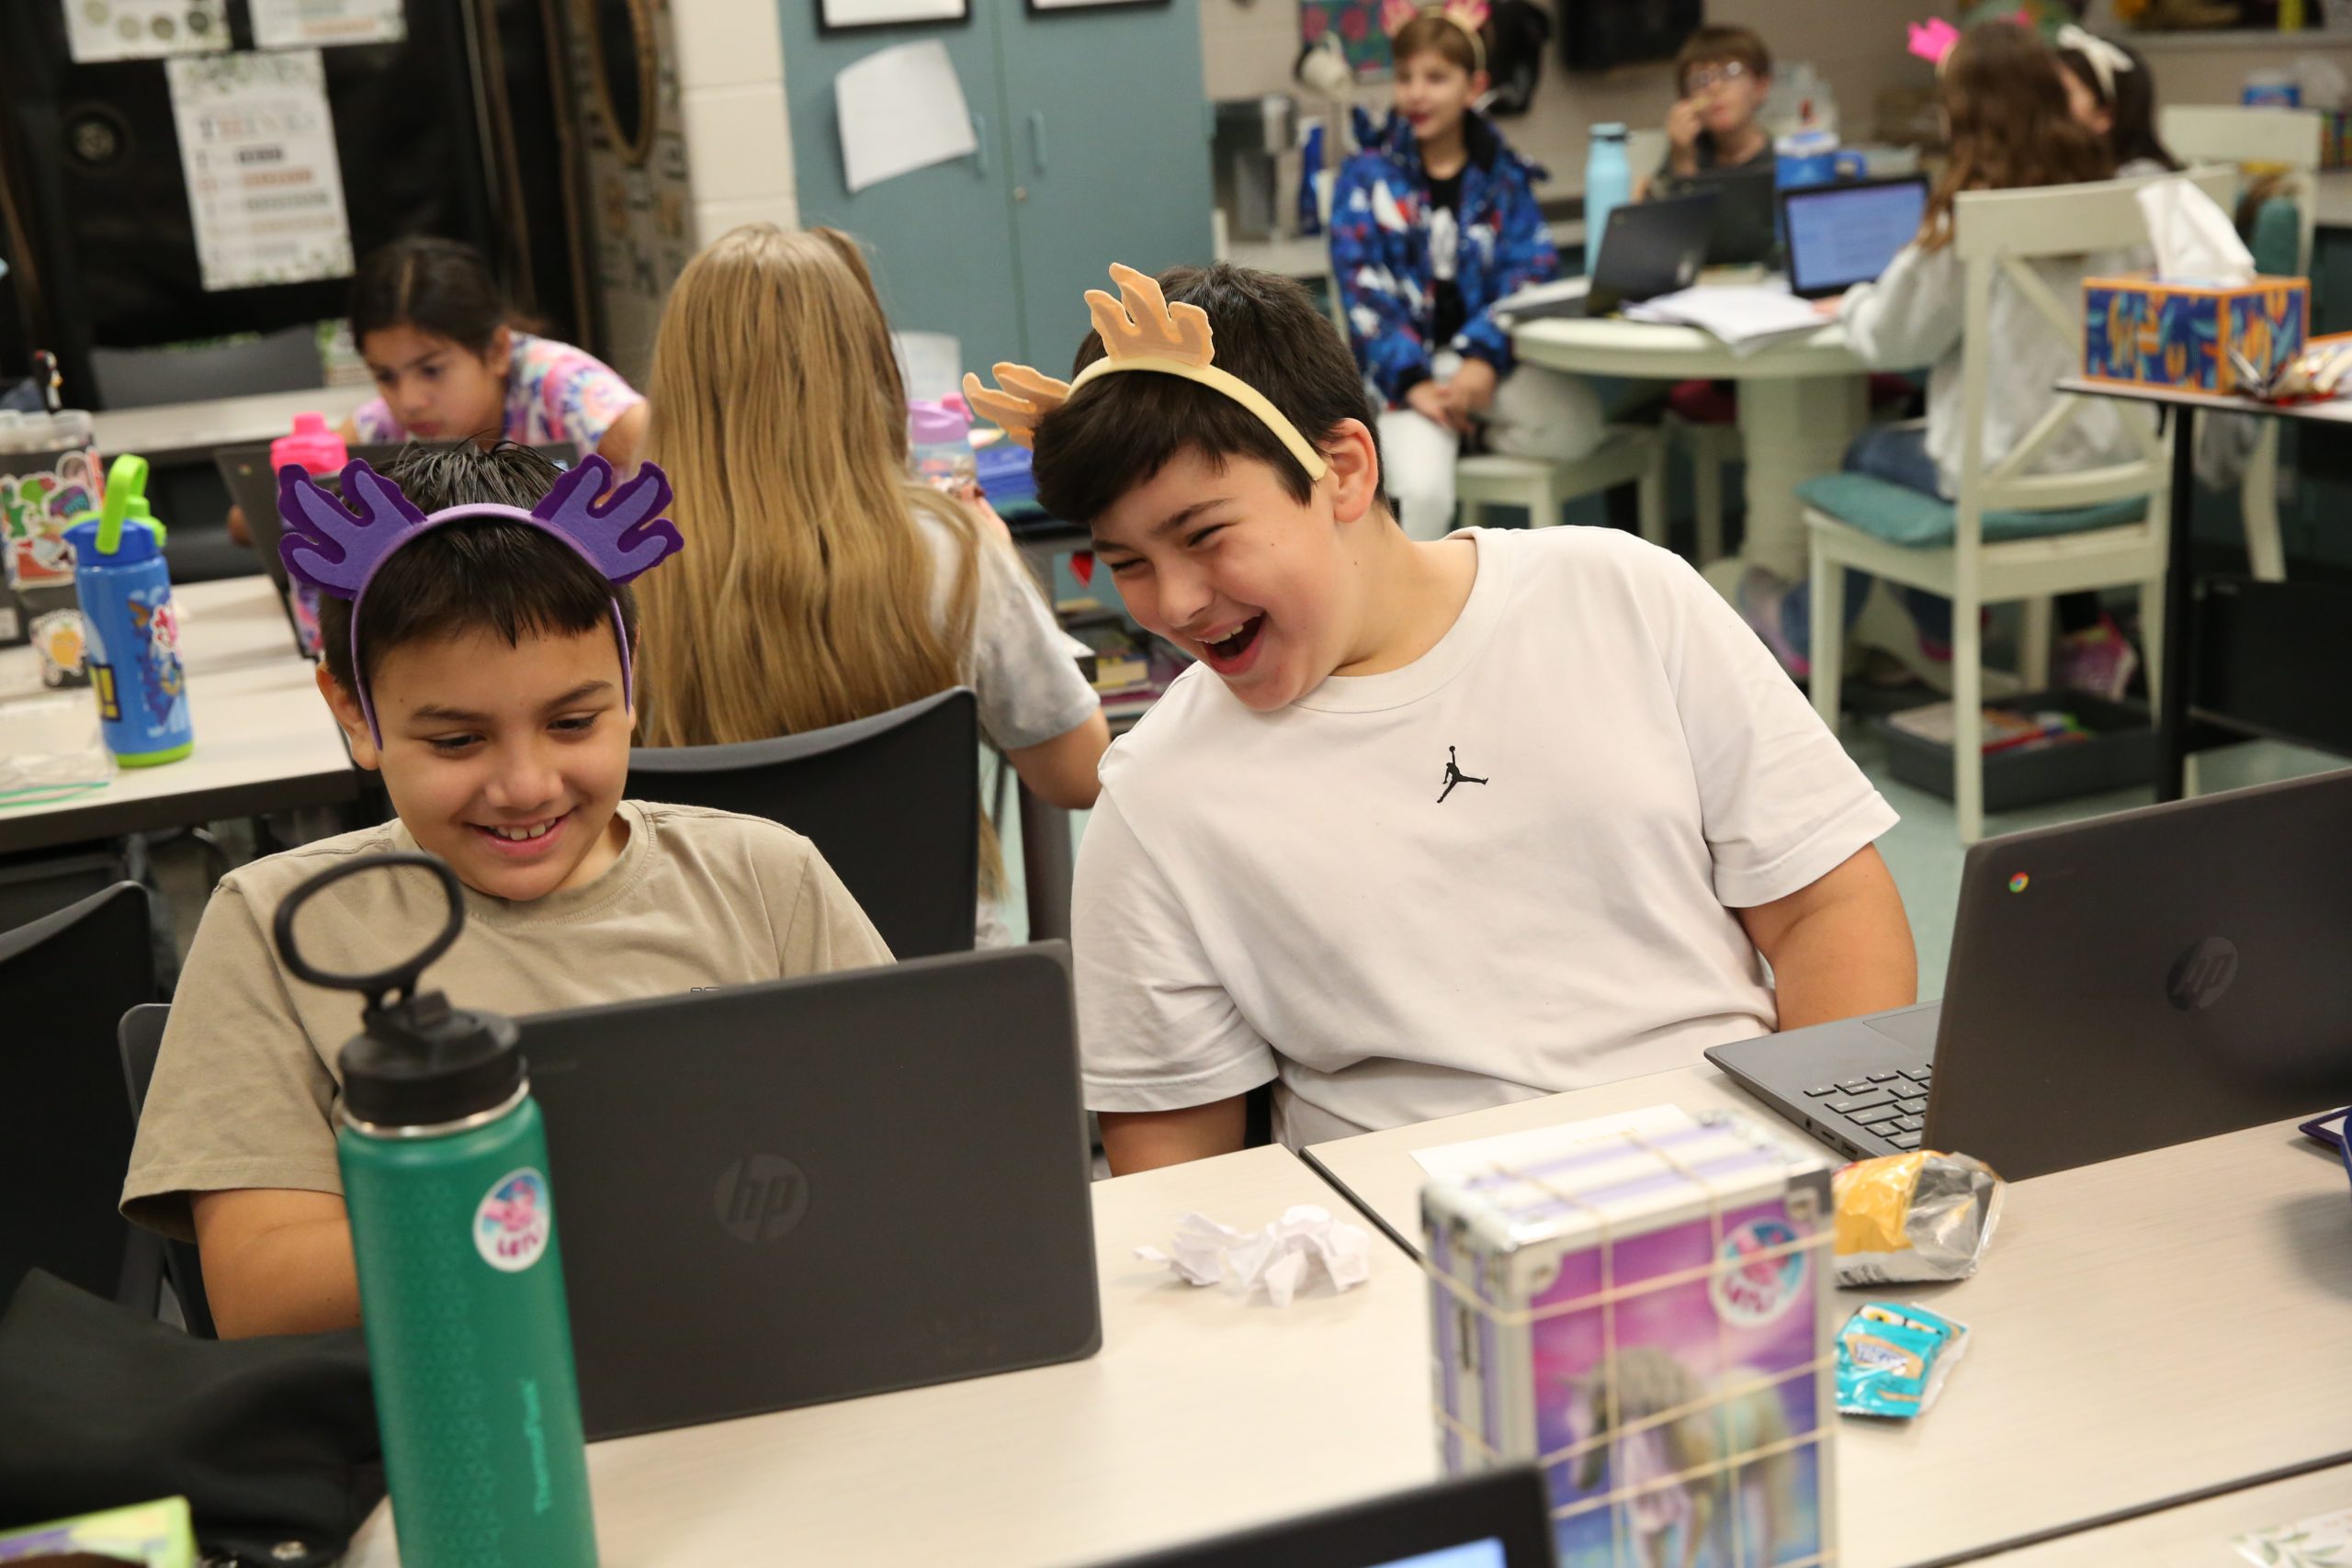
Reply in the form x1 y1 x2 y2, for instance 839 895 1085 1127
2055 40 2180 174
1674 25 1770 94
350 236 508 358
1029 264 1384 526
317 443 639 695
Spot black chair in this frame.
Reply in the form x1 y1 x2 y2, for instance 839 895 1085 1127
0 882 158 1308
628 688 980 961
119 1002 216 1338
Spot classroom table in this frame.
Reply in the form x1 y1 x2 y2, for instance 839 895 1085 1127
343 1145 1441 1568
1305 1063 2352 1568
2055 377 2352 799
1972 1461 2352 1567
0 576 359 853
89 386 369 468
1510 310 1868 581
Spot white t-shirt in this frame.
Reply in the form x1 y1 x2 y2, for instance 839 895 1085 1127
1072 525 1898 1146
914 507 1100 753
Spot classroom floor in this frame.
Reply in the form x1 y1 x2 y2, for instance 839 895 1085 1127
994 734 2346 1000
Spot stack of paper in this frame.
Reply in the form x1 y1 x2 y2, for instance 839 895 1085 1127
1623 284 1828 355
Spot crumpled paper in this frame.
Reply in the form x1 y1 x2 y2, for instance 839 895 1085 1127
2137 177 2256 285
1136 1204 1374 1308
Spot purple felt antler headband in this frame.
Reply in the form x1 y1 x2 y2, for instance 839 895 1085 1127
277 455 684 744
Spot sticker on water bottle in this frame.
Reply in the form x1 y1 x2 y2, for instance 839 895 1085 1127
474 1168 552 1272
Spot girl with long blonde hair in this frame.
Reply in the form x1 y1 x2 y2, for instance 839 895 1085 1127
635 225 1108 922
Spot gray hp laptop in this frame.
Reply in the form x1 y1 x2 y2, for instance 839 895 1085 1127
1090 1470 1555 1568
523 942 1101 1439
1709 769 2352 1180
1498 191 1717 322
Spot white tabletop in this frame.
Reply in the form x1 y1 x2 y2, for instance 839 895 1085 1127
91 386 368 468
1511 310 1859 379
1974 1461 2352 1567
1306 1065 2352 1568
347 1145 1439 1568
0 576 356 851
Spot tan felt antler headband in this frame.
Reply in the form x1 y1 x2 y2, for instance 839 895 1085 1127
963 264 1331 483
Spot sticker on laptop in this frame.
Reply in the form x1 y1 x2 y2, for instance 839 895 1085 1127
475 1168 551 1272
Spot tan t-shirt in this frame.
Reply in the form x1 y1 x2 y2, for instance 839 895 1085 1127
122 800 891 1240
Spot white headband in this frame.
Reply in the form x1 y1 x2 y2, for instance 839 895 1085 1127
2056 25 2135 105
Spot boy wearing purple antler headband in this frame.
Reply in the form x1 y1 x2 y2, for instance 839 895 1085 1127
122 444 890 1339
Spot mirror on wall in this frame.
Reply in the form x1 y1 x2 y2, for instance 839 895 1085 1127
582 0 658 167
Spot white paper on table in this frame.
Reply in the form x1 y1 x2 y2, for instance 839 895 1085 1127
250 0 405 50
1622 284 1826 355
1136 1204 1373 1308
1410 1104 1698 1182
63 0 229 62
2232 1505 2352 1566
166 51 356 293
834 40 978 196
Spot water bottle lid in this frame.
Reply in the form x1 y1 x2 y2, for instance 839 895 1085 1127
271 412 349 476
63 513 163 564
270 852 529 1133
1591 122 1628 140
909 399 971 446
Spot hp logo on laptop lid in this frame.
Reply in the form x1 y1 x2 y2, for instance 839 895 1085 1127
714 1155 810 1243
2166 937 2240 1012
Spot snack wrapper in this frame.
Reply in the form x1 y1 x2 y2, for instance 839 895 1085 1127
1837 1301 1970 1420
1832 1150 2003 1286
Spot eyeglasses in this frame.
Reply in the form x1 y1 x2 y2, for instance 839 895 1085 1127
1684 62 1752 92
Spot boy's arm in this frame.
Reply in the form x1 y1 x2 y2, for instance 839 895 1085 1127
192 1189 361 1338
1452 168 1559 378
1736 845 1917 1029
1099 1099 1249 1177
1329 161 1435 403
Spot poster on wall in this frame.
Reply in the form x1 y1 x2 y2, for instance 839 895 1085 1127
835 40 977 193
166 51 356 292
62 0 229 63
1299 0 1391 79
820 0 967 32
250 0 407 50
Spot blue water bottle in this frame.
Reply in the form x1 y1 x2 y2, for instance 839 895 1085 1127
65 455 191 768
1584 123 1632 275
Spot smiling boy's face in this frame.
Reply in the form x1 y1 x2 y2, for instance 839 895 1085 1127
1089 428 1385 713
322 624 633 901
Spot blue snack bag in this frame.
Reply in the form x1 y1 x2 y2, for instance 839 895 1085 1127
1837 1301 1970 1419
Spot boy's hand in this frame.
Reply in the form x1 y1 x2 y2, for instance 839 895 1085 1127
1408 378 1473 434
1666 98 1705 175
1447 357 1499 415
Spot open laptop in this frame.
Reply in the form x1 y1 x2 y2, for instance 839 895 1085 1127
1090 1470 1555 1568
1492 191 1717 323
1709 768 2352 1180
1781 175 1928 299
1686 165 1781 266
522 942 1101 1439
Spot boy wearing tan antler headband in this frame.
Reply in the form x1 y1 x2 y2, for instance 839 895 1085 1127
969 262 1917 1174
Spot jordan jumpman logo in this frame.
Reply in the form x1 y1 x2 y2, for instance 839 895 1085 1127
1437 746 1489 804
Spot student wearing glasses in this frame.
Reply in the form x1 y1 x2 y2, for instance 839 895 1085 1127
1644 27 1775 197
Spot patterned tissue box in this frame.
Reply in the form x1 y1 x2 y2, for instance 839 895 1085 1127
1423 1106 1838 1568
2083 273 2309 395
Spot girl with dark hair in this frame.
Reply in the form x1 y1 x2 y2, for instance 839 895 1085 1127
2055 28 2181 178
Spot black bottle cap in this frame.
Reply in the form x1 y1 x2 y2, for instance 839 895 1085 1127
340 990 526 1131
270 851 525 1132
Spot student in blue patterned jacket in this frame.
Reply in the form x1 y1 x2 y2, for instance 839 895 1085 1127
1329 1 1603 539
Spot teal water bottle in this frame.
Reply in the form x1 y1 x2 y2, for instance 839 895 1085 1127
64 456 192 766
273 853 598 1568
1584 123 1632 275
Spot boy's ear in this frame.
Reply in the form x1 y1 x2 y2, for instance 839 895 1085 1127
316 662 382 772
1318 418 1385 529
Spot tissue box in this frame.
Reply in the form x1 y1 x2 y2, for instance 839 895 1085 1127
1423 1106 1837 1568
2082 273 2309 395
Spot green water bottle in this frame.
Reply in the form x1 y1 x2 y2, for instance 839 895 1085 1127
273 852 597 1568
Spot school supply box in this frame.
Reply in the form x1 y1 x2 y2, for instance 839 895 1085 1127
2082 274 2309 395
1424 1107 1837 1568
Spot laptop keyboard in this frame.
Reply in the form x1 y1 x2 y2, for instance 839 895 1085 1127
1801 1065 1932 1151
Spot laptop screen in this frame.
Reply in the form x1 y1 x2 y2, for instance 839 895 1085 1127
1785 178 1928 295
1382 1545 1507 1568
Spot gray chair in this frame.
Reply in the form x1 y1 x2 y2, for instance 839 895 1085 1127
119 1002 215 1337
0 882 158 1309
87 324 324 411
628 688 979 960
